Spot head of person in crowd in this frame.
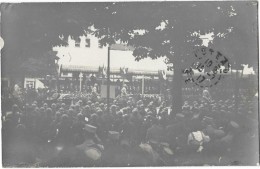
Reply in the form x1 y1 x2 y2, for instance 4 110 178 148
96 108 103 116
46 108 53 118
55 111 62 122
56 102 61 109
74 104 80 113
51 103 57 111
87 100 92 106
90 113 98 124
83 105 90 114
116 111 123 119
59 107 65 114
95 102 99 107
99 103 104 111
12 104 19 113
61 103 66 109
43 103 48 109
110 105 117 115
127 100 132 107
90 103 95 111
39 107 45 115
78 100 83 106
31 103 37 110
83 124 97 141
24 103 30 110
68 108 74 116
61 114 70 125
16 123 27 138
123 114 130 123
77 113 84 122
137 100 143 107
138 104 145 113
160 108 169 117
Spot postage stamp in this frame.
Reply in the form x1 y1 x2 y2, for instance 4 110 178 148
184 47 231 88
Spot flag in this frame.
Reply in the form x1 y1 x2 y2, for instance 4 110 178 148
120 67 128 76
99 65 107 78
158 70 167 80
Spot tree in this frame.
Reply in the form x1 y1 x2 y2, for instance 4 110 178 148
1 2 257 113
90 1 257 113
1 3 91 82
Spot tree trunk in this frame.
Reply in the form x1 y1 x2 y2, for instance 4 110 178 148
171 56 183 115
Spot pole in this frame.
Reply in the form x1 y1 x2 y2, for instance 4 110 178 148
79 72 82 92
107 46 110 113
142 74 144 95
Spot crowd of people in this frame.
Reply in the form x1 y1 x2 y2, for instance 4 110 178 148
2 85 258 167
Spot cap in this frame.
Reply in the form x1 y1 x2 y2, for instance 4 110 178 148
108 131 120 140
84 124 97 133
214 129 225 138
230 121 239 129
176 113 185 119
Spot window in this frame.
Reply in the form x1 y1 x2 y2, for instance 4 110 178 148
85 39 90 47
98 40 103 48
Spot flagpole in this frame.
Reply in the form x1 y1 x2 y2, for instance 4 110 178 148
142 74 144 95
107 46 110 114
79 72 82 92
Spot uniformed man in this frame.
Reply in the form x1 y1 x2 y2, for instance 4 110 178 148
72 124 104 167
146 117 165 145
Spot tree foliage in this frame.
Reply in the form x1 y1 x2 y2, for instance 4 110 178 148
1 2 257 112
1 2 257 75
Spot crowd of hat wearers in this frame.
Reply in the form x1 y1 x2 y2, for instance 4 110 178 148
2 87 258 167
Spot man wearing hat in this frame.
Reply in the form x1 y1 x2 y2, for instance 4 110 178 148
72 124 104 167
146 117 165 145
166 113 187 151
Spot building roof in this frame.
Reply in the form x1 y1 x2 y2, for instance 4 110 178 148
61 64 172 76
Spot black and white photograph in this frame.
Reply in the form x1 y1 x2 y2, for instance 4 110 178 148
1 1 259 167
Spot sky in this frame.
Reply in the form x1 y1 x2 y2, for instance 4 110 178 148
54 33 255 75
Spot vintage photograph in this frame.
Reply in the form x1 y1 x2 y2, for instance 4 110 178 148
1 1 259 167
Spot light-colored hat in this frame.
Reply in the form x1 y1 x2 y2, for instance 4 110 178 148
85 148 102 161
84 124 97 133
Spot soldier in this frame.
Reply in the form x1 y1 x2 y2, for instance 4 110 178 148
146 117 165 145
55 114 73 146
72 124 104 167
165 113 188 152
51 103 57 114
71 113 86 145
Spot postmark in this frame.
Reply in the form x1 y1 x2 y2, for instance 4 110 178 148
184 47 231 88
